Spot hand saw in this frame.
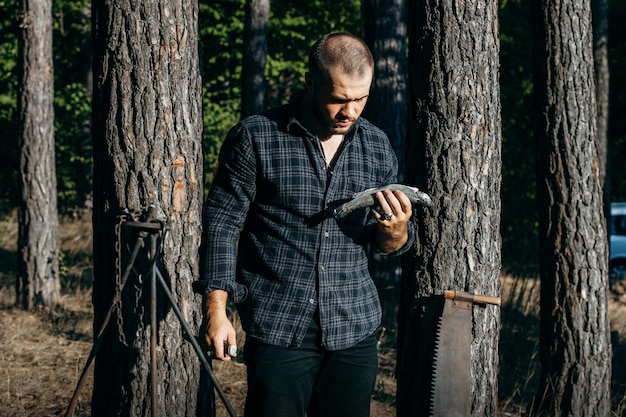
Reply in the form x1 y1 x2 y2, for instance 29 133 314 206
430 290 501 417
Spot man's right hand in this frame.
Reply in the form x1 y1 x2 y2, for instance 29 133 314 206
204 290 237 361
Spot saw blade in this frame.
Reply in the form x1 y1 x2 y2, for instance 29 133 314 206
430 297 472 417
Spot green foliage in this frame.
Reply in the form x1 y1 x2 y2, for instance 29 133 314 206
52 0 93 212
0 0 92 213
199 0 246 187
52 0 91 86
58 250 70 278
198 0 361 187
265 0 361 108
54 83 92 210
0 1 18 96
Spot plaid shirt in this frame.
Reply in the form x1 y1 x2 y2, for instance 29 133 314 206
195 98 414 351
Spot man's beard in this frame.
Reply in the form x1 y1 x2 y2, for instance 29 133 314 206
313 104 356 137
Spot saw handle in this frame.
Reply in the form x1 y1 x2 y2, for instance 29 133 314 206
444 290 501 306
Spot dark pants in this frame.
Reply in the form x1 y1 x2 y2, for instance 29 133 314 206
242 317 378 417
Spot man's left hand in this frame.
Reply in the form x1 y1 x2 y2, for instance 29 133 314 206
373 189 412 254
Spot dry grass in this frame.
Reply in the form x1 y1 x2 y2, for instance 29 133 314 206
1 212 625 416
498 274 626 417
0 294 94 417
0 212 93 417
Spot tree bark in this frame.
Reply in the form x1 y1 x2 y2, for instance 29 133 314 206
361 0 408 341
592 0 609 191
241 0 269 118
398 0 502 415
91 0 206 415
530 0 612 415
362 0 407 180
17 0 60 310
592 0 611 233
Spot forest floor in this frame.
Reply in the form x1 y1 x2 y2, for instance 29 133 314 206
0 213 626 417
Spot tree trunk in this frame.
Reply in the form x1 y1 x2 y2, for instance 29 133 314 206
241 0 269 118
592 0 609 191
361 0 408 338
530 0 612 415
362 0 407 181
17 0 60 310
91 0 206 415
592 0 611 231
397 1 502 416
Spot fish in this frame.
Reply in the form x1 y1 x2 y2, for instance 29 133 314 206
334 184 433 219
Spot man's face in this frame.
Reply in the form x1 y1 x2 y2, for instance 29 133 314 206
306 68 372 138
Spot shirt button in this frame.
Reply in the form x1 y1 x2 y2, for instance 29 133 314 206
308 298 315 304
324 231 329 238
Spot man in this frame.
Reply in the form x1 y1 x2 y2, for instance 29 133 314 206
194 32 414 417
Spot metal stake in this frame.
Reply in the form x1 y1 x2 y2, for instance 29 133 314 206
150 233 158 417
65 208 237 417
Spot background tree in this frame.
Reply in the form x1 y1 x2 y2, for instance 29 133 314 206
607 0 626 202
530 0 612 415
91 0 205 415
362 0 407 180
241 0 270 118
593 0 610 198
361 0 408 335
397 0 502 415
17 0 60 309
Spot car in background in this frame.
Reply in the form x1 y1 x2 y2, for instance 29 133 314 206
610 202 626 280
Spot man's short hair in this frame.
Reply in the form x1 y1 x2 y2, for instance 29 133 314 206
308 33 374 82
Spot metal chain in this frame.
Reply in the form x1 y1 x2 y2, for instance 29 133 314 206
114 207 152 346
133 263 145 321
